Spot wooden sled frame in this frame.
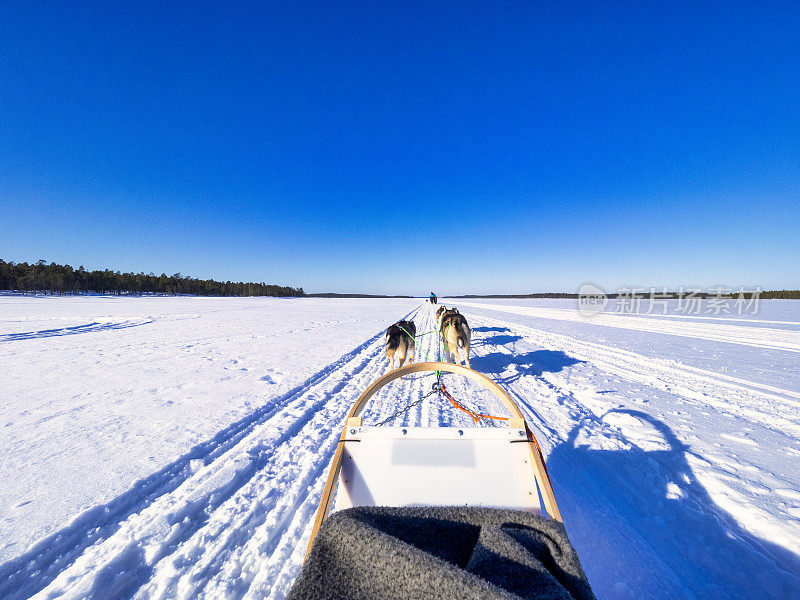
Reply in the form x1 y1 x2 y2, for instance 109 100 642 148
305 361 562 558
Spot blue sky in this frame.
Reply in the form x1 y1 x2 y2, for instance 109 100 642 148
1 2 798 295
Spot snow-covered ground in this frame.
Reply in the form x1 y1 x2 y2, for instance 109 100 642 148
1 296 799 599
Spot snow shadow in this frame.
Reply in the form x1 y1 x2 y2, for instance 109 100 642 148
88 545 153 600
473 333 524 347
472 326 512 333
471 350 584 384
0 319 155 342
546 410 800 599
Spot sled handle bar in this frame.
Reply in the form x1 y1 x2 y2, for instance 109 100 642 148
346 361 525 422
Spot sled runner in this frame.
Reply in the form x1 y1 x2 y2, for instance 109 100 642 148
289 362 595 600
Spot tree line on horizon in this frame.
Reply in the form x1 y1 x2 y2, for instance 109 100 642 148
2 259 798 299
760 289 800 299
457 290 800 299
0 259 304 297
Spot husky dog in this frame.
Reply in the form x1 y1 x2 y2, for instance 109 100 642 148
385 320 416 370
438 307 471 368
435 305 447 328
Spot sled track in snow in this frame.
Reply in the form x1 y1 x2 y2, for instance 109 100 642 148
4 302 799 600
1 311 407 600
456 301 800 353
458 310 800 600
4 304 511 600
0 318 157 343
3 305 492 600
470 312 800 438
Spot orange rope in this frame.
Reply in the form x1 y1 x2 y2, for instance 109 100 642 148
438 384 508 423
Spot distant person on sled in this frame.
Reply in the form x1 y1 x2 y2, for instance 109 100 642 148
430 292 437 304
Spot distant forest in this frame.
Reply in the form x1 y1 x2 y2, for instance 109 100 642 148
456 290 800 299
0 259 304 297
307 292 412 298
761 290 800 299
2 259 799 299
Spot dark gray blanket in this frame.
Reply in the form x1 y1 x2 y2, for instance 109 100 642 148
287 506 596 600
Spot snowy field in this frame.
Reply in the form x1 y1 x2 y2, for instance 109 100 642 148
1 295 799 599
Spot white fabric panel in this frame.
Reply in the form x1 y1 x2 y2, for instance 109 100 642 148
333 426 541 514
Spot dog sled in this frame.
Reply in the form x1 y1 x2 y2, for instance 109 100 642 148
287 362 596 600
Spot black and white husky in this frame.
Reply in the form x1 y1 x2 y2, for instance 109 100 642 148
385 320 416 370
437 307 471 368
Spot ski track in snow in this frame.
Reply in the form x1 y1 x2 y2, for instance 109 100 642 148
2 300 799 599
460 311 800 600
457 301 800 353
0 318 157 342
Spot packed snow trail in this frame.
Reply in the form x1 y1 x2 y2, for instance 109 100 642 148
2 298 799 599
1 304 501 600
0 296 419 561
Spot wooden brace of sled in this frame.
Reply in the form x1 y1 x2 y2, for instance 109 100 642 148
305 361 563 558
